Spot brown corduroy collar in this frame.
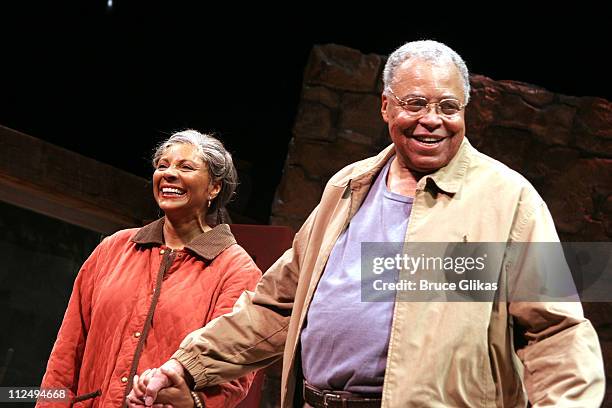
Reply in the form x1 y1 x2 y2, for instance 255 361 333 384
131 218 236 261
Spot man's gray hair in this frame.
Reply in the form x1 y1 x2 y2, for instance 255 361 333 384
152 129 238 213
383 40 471 104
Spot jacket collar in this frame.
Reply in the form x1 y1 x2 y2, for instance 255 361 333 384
420 137 472 194
328 144 395 190
131 218 236 261
340 137 473 195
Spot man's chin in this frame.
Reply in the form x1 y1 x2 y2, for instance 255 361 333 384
403 157 450 174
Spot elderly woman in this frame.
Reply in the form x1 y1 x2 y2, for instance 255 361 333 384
38 130 261 408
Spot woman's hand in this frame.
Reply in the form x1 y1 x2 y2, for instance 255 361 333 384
127 363 194 408
126 369 155 407
154 367 196 408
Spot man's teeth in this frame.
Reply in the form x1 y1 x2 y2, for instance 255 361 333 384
161 188 185 195
414 136 441 143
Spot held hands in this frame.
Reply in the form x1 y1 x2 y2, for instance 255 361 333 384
126 359 194 408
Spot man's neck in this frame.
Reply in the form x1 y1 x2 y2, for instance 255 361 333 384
386 157 420 197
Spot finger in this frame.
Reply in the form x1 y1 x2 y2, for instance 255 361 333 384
139 369 152 388
160 366 185 386
144 369 170 407
126 394 145 407
132 374 145 398
142 368 155 386
126 391 139 403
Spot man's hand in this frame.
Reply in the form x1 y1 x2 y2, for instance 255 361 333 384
126 359 187 407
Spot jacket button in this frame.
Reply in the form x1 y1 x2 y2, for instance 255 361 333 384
121 376 128 383
160 249 165 255
134 331 141 338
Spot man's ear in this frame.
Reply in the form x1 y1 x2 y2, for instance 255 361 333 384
381 94 390 123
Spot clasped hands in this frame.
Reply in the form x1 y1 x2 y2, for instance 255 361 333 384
126 359 194 408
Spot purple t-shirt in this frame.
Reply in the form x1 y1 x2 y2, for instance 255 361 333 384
300 157 413 394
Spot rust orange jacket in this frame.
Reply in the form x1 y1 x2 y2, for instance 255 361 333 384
38 219 261 407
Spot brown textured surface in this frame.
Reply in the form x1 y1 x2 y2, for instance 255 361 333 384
0 125 158 234
271 43 612 405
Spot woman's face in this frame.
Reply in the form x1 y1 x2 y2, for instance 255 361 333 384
153 143 220 219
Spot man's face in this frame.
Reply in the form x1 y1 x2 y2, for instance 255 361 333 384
381 58 466 174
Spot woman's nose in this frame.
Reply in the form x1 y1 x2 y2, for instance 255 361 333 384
162 166 178 179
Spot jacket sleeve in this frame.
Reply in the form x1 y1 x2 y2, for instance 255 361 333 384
196 247 263 408
172 208 318 390
508 201 605 407
36 239 107 407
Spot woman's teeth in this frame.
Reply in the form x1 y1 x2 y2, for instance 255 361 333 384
161 188 185 195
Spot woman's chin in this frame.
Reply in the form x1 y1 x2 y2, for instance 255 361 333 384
158 198 187 211
159 206 187 218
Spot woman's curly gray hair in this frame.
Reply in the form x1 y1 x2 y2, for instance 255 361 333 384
152 129 238 216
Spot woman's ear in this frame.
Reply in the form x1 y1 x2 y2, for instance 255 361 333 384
209 182 221 200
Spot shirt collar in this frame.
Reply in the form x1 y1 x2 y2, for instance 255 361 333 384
131 218 236 261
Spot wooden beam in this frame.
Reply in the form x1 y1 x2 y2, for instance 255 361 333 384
0 125 158 234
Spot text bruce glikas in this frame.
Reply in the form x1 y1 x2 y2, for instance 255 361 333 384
370 253 498 292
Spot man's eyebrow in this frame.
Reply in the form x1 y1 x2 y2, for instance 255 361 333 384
439 93 462 100
398 92 425 99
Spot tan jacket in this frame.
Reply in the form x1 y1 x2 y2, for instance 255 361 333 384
174 138 605 407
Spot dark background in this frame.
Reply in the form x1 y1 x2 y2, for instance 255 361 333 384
1 3 610 223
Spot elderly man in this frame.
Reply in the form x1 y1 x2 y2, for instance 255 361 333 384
129 40 604 407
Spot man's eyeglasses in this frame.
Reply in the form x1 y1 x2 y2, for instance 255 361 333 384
387 88 465 118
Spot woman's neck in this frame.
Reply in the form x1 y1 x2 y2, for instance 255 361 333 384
162 216 211 250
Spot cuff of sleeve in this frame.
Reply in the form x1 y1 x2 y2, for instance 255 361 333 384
172 349 212 389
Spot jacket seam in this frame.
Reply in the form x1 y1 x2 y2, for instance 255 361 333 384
513 199 544 242
226 323 291 362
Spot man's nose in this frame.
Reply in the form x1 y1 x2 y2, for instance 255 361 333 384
418 106 443 128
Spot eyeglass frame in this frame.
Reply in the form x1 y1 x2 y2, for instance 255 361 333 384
386 88 466 118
